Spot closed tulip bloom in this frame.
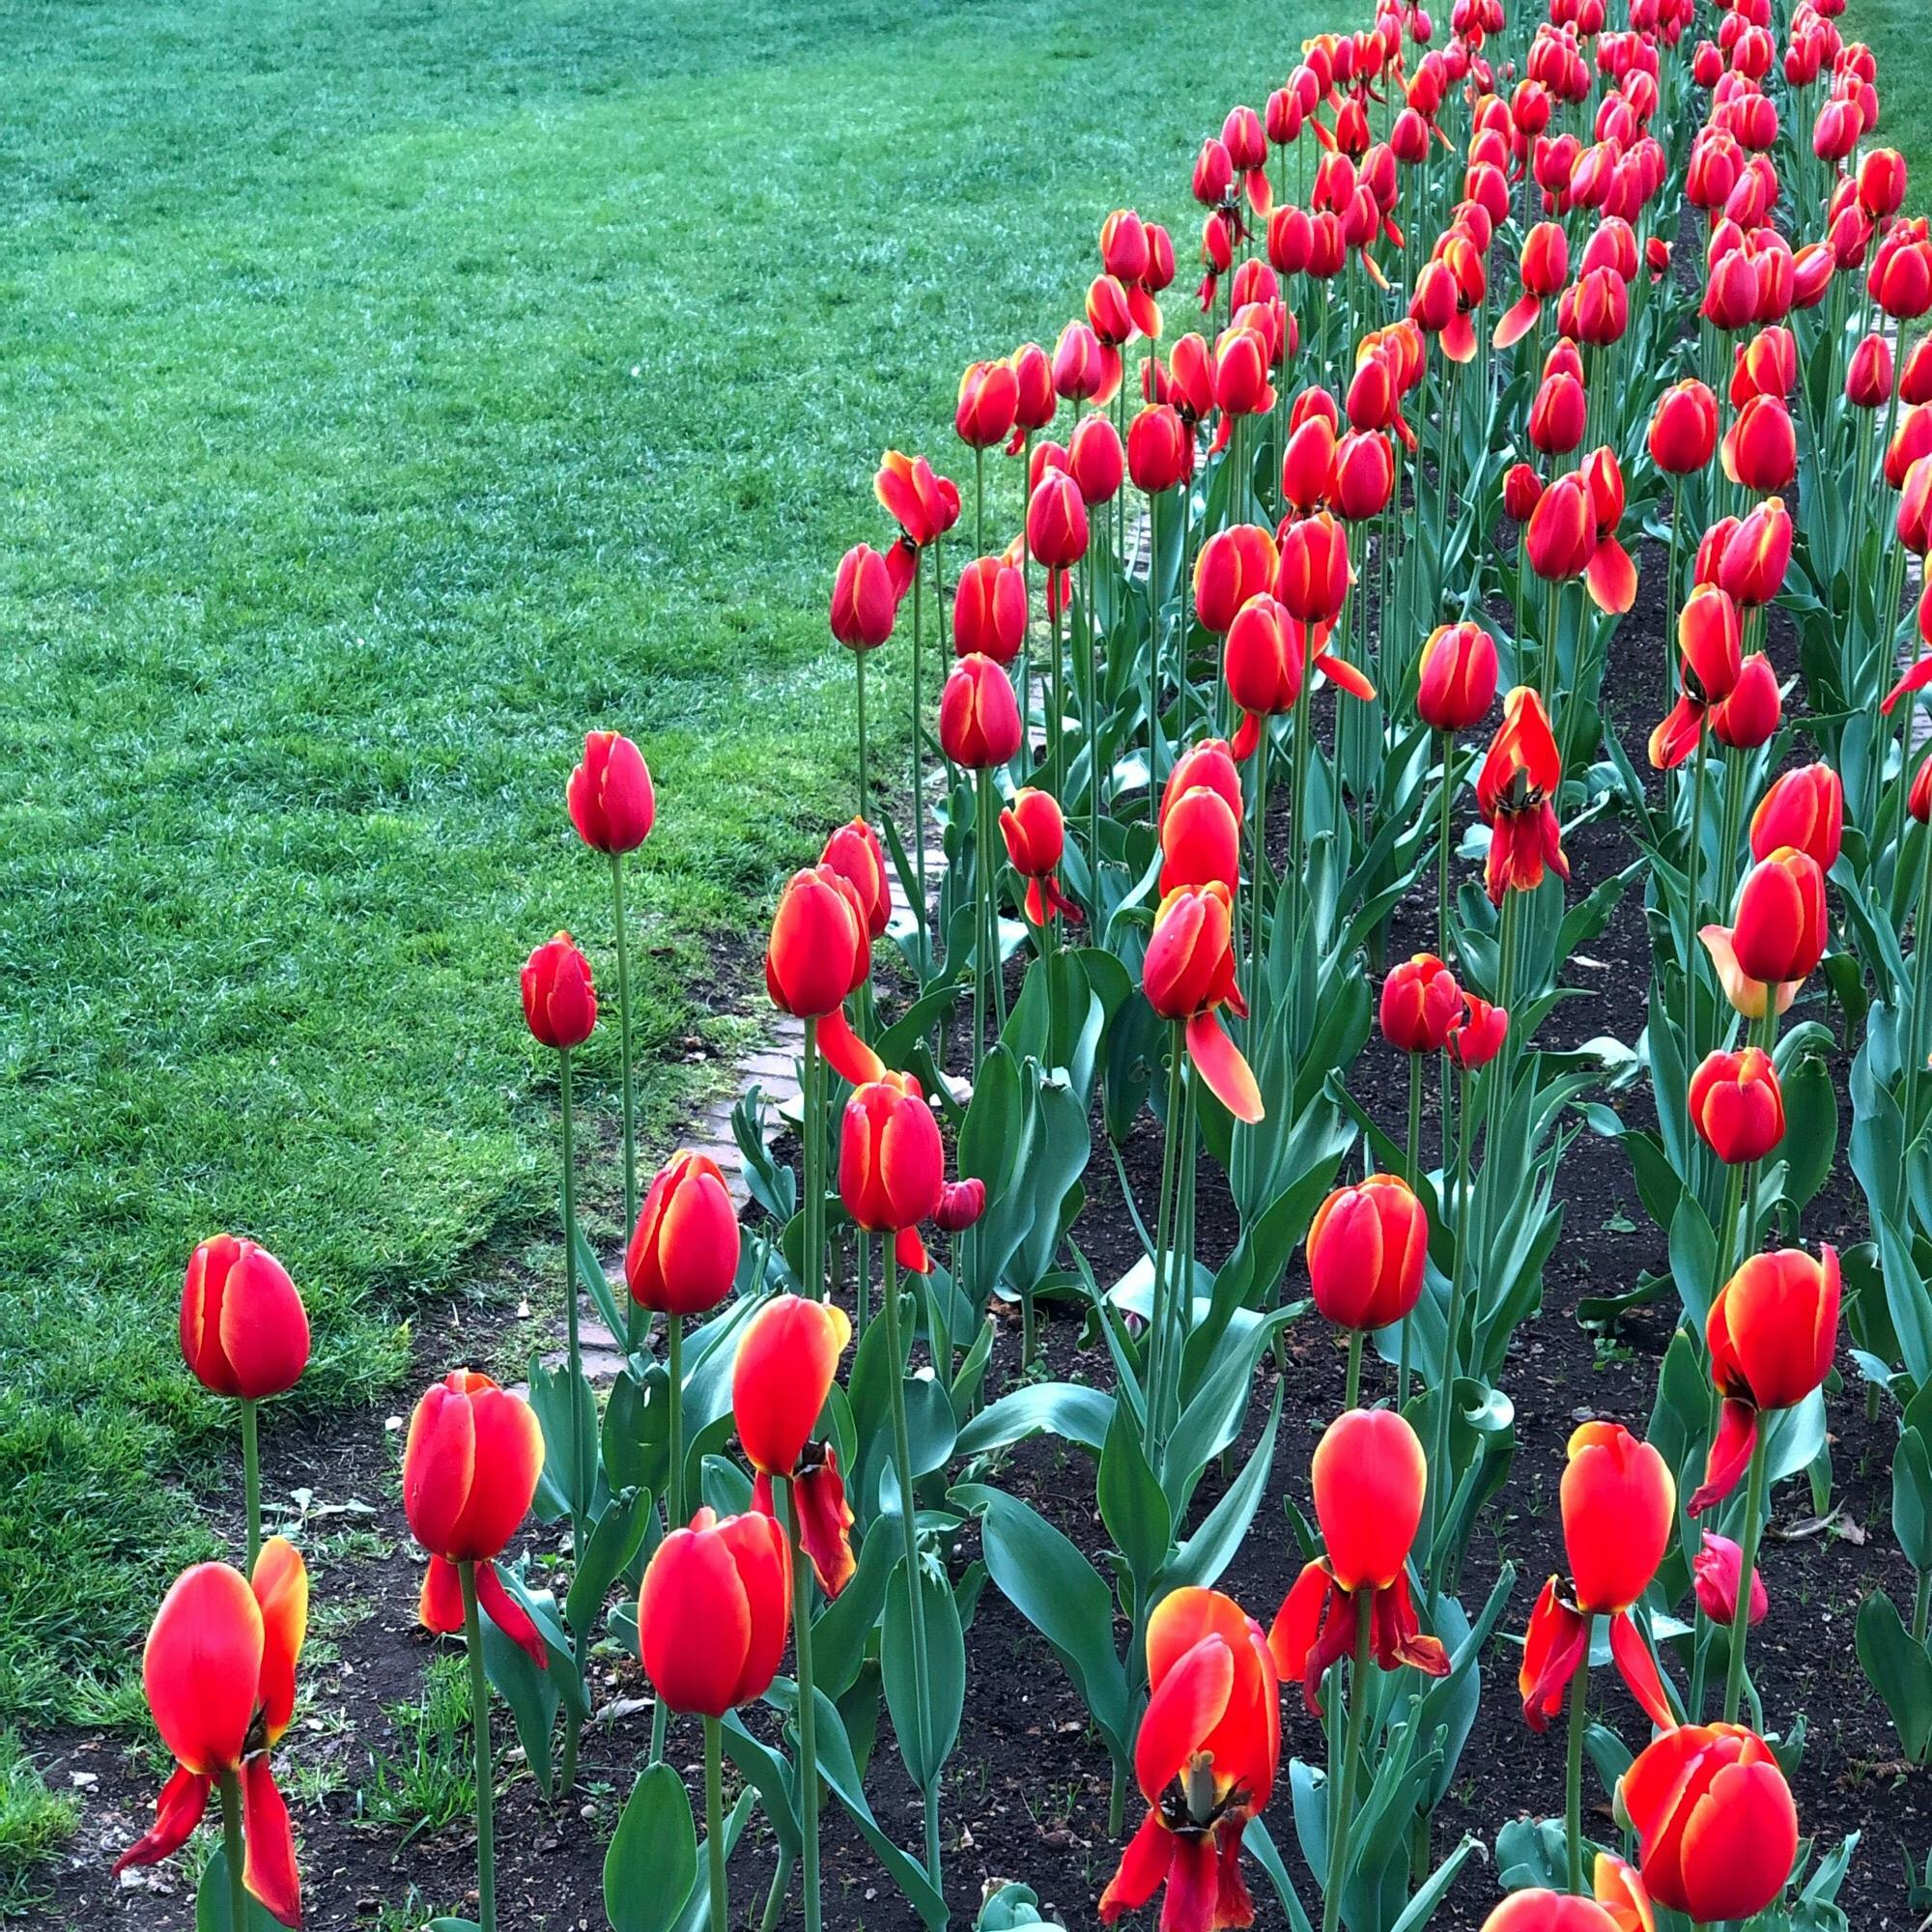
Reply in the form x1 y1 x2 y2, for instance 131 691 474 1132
1690 1243 1840 1514
1158 783 1241 896
1678 582 1743 702
939 653 1023 768
829 543 900 651
1052 319 1110 404
1274 512 1351 625
1711 652 1780 749
1729 327 1796 406
1068 412 1124 505
1281 413 1339 512
181 1236 310 1402
1902 456 1932 556
1730 845 1827 985
1099 207 1151 284
1269 1409 1448 1713
1904 338 1932 408
1721 393 1796 492
954 359 1018 450
1009 342 1056 440
1526 469 1595 581
1330 430 1394 520
1144 883 1262 1123
1503 461 1547 523
1871 223 1932 321
1098 1588 1279 1930
1306 1175 1428 1330
764 866 869 1020
626 1151 740 1317
820 817 892 939
1520 1422 1676 1730
1447 995 1509 1069
874 450 960 548
1750 762 1841 872
638 1508 789 1719
404 1371 549 1661
1223 593 1301 745
1126 404 1191 494
1847 332 1893 409
1193 524 1278 632
1418 622 1499 731
1690 1047 1784 1163
1859 147 1908 221
1623 1723 1798 1922
733 1293 856 1595
114 1542 308 1926
1649 378 1719 471
1380 952 1462 1052
1889 406 1932 490
567 730 655 854
522 933 597 1050
952 555 1026 665
1579 447 1636 614
1027 470 1090 569
1001 787 1081 926
1692 1531 1768 1628
1160 738 1242 827
1529 370 1587 455
1213 326 1275 418
1718 496 1792 606
1479 1895 1620 1932
839 1070 942 1236
1496 220 1571 346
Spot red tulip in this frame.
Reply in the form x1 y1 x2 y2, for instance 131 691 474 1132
939 653 1023 768
1690 1242 1839 1514
1690 1047 1784 1164
1223 592 1302 752
1380 952 1462 1052
839 1070 944 1273
1503 461 1547 524
567 730 655 854
1623 1723 1797 1921
1193 524 1278 633
952 556 1027 665
1068 412 1124 504
1711 653 1780 749
733 1294 856 1597
1212 325 1275 420
820 817 892 939
1649 379 1719 472
1580 447 1636 613
1126 404 1191 495
1721 393 1796 493
1846 333 1893 409
1160 738 1242 828
1268 1409 1449 1712
954 359 1018 450
1158 780 1241 896
1479 1893 1621 1932
1525 469 1595 582
1678 582 1743 702
764 865 868 1018
1730 845 1828 984
1476 688 1569 901
829 543 901 651
1750 763 1840 872
1330 429 1394 520
1281 412 1339 513
1447 995 1509 1069
1306 1175 1428 1330
1717 496 1791 606
1692 1531 1768 1628
1001 787 1081 926
115 1541 308 1926
1529 370 1587 455
1052 319 1112 405
1143 884 1263 1123
181 1236 309 1402
1099 208 1151 284
1858 147 1908 222
1098 1588 1278 1930
638 1508 789 1718
522 933 596 1050
1418 623 1499 732
1496 220 1571 346
627 1151 740 1318
1008 343 1056 443
1027 471 1090 570
1274 512 1351 627
404 1371 548 1662
874 451 960 548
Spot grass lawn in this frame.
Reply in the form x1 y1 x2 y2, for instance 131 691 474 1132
0 0 1314 1795
1851 0 1932 186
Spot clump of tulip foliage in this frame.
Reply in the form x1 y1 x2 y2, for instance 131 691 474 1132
110 0 1932 1925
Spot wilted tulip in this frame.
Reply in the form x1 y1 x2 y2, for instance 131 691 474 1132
1692 1530 1768 1627
1447 995 1509 1069
1690 1047 1784 1164
626 1151 740 1317
567 730 655 854
1477 688 1569 901
522 933 597 1050
874 450 960 549
404 1371 549 1661
115 1542 308 1927
1306 1175 1429 1330
1623 1723 1798 1921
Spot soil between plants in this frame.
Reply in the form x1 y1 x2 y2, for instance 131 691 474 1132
30 526 1930 1930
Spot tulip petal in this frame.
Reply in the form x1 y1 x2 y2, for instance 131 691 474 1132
1688 1398 1758 1516
1163 1832 1223 1932
1314 650 1377 701
1519 1577 1588 1730
114 1765 212 1873
1186 1012 1264 1123
240 1756 302 1927
251 1539 308 1745
818 1005 885 1086
1098 1809 1174 1922
1608 1608 1678 1730
417 1553 465 1635
402 1383 477 1558
1442 311 1478 364
1134 1634 1235 1801
1494 295 1542 350
476 1561 550 1668
894 1226 933 1275
796 1455 858 1600
143 1564 264 1776
1586 538 1638 615
1674 1759 1799 1923
1373 1572 1451 1679
1882 654 1932 715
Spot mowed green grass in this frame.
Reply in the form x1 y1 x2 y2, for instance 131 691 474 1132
1850 0 1932 185
0 0 1315 1741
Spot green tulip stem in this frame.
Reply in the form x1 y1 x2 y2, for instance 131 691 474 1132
558 1048 586 1561
781 1475 823 1932
611 850 639 1275
1722 1428 1771 1723
665 1312 685 1534
1321 1591 1377 1932
1147 1023 1187 1464
240 1397 261 1574
882 1251 942 1889
1907 816 1932 1139
459 1560 498 1932
1565 1625 1593 1894
911 568 929 977
1428 1067 1476 1610
855 646 869 817
1685 724 1709 1148
1344 1327 1364 1413
1662 493 1682 720
217 1768 248 1932
703 1715 727 1932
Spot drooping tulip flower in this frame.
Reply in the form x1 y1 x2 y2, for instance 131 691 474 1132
939 652 1023 768
1417 622 1499 732
1306 1175 1428 1332
1158 780 1241 897
1690 1243 1839 1515
639 1507 789 1719
521 933 596 1050
182 1236 309 1405
1750 762 1842 872
1520 1423 1677 1731
1622 1723 1798 1922
114 1542 308 1927
1649 379 1719 472
1477 688 1570 901
627 1151 740 1317
952 555 1027 665
1001 787 1080 926
1143 883 1263 1122
1711 652 1780 750
404 1371 549 1661
874 451 961 549
821 817 892 940
1380 953 1462 1052
733 1293 856 1598
1692 1530 1768 1628
764 866 882 1085
567 730 656 854
1097 1588 1279 1930
1689 1048 1784 1164
1268 1409 1450 1713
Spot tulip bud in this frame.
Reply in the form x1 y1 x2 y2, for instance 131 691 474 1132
1307 1176 1428 1331
181 1236 310 1402
839 1073 943 1235
1690 1047 1784 1163
1379 952 1462 1052
1710 652 1780 749
627 1151 741 1317
1691 1531 1768 1628
939 653 1023 768
1847 332 1894 409
1157 781 1241 896
1417 622 1500 731
1503 461 1547 523
1275 513 1350 624
1526 469 1595 580
952 555 1027 665
1719 497 1792 606
1730 845 1828 985
1281 413 1339 513
1009 342 1056 434
1193 525 1277 632
1529 371 1587 454
829 543 901 651
1722 393 1796 493
1330 430 1394 520
1067 412 1124 506
639 1508 789 1718
522 933 597 1049
1312 1407 1428 1591
1026 471 1090 569
1099 208 1151 285
935 1178 986 1232
1160 739 1243 828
